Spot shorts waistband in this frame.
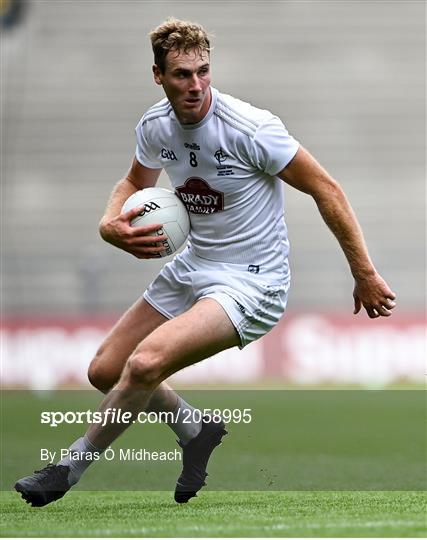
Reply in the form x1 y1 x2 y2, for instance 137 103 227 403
181 246 290 282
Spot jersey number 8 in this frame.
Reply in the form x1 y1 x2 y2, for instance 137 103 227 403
189 152 198 167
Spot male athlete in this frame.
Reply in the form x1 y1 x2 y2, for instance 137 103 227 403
15 18 396 507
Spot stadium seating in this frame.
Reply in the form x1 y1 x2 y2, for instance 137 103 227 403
2 2 424 314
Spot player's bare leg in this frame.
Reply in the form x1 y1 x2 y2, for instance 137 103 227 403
84 298 239 446
87 296 168 392
87 297 178 413
86 296 205 442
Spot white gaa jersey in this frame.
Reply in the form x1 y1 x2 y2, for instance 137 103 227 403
135 87 299 272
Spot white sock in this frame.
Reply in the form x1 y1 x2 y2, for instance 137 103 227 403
58 435 104 486
166 395 202 445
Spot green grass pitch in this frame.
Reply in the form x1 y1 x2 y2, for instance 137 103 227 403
2 388 426 536
1 490 426 537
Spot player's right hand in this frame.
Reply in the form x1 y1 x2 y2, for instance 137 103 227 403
99 206 168 259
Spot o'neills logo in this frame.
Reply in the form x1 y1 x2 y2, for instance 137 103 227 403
175 177 224 214
137 201 160 217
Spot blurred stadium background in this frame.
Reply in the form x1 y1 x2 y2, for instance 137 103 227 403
1 0 425 388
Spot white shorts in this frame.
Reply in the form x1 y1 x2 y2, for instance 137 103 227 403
143 248 290 349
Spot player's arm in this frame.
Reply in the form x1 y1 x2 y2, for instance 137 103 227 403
277 146 396 318
99 158 167 259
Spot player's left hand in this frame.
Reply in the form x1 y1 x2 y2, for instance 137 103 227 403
353 273 396 318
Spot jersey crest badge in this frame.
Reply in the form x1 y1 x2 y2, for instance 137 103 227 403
214 147 228 165
214 147 234 177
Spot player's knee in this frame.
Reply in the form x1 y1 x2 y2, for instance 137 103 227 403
87 361 108 392
125 351 163 389
87 354 115 393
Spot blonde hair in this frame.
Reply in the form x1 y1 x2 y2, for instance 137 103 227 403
149 18 212 73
